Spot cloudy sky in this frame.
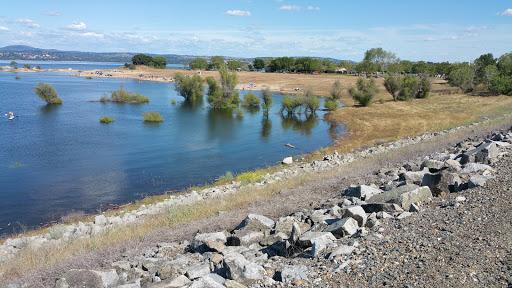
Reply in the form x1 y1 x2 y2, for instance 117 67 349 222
0 0 511 61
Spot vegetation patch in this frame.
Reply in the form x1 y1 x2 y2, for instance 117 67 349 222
34 83 63 105
101 86 149 104
99 116 114 124
143 111 164 123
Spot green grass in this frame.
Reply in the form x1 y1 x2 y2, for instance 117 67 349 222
99 116 114 124
143 111 164 123
101 87 149 104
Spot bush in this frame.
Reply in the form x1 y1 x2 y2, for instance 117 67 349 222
174 73 204 104
397 76 419 101
330 80 343 100
207 67 240 109
131 54 166 69
416 76 431 99
448 65 475 92
105 86 149 104
324 99 338 111
99 116 114 124
262 88 273 110
349 78 377 107
489 75 512 96
242 93 261 108
34 83 62 105
143 112 164 123
281 95 304 114
189 58 208 70
304 95 320 114
217 171 234 184
384 75 402 101
124 63 136 70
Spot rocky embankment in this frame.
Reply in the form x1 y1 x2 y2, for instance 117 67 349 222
42 127 512 288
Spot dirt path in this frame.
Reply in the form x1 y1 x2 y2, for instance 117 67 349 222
15 118 512 287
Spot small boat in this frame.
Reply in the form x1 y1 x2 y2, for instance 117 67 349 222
284 143 296 149
7 112 15 120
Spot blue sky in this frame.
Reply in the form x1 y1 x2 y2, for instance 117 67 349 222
0 0 511 61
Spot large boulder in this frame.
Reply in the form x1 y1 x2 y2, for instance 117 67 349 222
368 184 419 204
274 216 309 238
420 159 445 171
468 175 492 188
461 163 495 174
368 185 432 210
361 203 404 213
297 231 336 257
396 186 432 210
342 206 367 227
61 269 119 288
223 252 266 281
192 232 227 253
323 218 358 238
235 214 275 232
344 185 382 200
461 141 499 164
276 265 308 284
399 168 430 185
421 171 461 195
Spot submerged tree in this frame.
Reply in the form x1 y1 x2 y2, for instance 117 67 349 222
174 73 204 105
261 88 273 112
34 83 62 105
207 66 240 109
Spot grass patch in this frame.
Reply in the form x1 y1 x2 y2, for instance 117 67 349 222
99 116 114 124
143 111 164 123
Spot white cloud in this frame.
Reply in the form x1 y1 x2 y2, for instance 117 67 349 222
501 8 512 16
225 10 251 17
16 19 40 28
66 21 87 31
306 6 320 11
279 5 301 11
80 31 104 38
0 26 9 31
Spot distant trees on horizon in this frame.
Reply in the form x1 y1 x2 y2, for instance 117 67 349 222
131 54 167 69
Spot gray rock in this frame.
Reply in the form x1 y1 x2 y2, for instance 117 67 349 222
400 168 429 185
461 141 499 164
361 203 404 213
189 277 224 288
421 172 461 195
62 269 119 288
342 206 367 227
277 265 308 284
186 263 211 280
421 159 445 171
162 275 192 288
224 280 247 288
298 231 336 248
274 216 309 238
345 185 382 200
194 232 227 244
468 175 491 188
461 163 495 174
235 214 275 231
397 212 413 219
328 244 356 259
55 278 69 288
223 252 265 281
202 273 226 285
444 159 462 172
324 218 358 238
368 184 419 204
229 230 264 246
396 186 432 210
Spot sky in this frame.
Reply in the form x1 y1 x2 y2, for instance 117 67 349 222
0 0 511 62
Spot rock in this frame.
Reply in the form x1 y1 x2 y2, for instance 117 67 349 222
274 216 309 238
342 206 367 227
361 203 404 213
235 214 275 231
290 222 301 243
396 212 413 219
224 252 265 281
202 273 226 285
186 263 211 280
194 232 227 244
229 230 264 246
461 141 499 164
444 159 462 172
282 157 293 165
94 215 108 226
409 203 420 212
298 231 336 249
368 184 419 203
276 265 308 284
328 244 356 259
344 185 382 200
192 231 227 253
63 269 119 288
468 175 491 188
461 163 495 174
163 275 192 288
376 211 393 219
188 277 224 288
224 280 247 288
399 168 429 185
116 283 140 288
55 278 69 288
324 218 358 238
421 159 445 171
396 186 432 210
455 196 467 202
421 172 461 195
242 262 266 280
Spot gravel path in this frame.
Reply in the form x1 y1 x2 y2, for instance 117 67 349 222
326 151 512 288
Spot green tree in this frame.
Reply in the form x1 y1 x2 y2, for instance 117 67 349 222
397 76 419 101
324 99 338 111
34 83 62 105
269 57 295 72
227 60 243 71
483 65 499 88
497 53 512 76
349 78 377 107
132 54 153 66
23 64 31 69
384 75 402 101
253 58 266 70
448 64 475 92
416 76 431 99
242 93 261 108
174 73 204 104
189 58 208 70
209 56 225 70
151 56 167 69
262 88 273 111
207 67 239 109
474 53 496 84
9 61 17 69
489 75 512 96
362 48 399 72
294 57 323 73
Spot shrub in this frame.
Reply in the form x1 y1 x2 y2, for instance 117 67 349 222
174 73 204 104
34 83 63 105
262 88 273 110
236 170 265 184
330 80 343 100
281 95 304 114
207 67 240 109
242 93 261 108
99 116 114 124
143 111 164 123
489 75 512 96
448 65 475 92
324 99 338 111
304 95 320 114
106 86 149 104
189 58 208 70
397 76 419 101
416 76 431 99
349 78 377 107
217 171 234 184
384 75 402 101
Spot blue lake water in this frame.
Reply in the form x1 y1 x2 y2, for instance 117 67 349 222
0 60 186 71
0 71 342 235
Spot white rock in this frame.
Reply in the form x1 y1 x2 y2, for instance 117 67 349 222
282 157 293 165
343 206 367 227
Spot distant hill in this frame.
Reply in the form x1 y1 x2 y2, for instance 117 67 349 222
0 45 343 64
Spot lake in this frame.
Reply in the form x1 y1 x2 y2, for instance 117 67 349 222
0 60 186 71
0 71 343 235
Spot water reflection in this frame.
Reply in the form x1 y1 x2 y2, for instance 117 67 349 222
280 113 318 136
261 115 272 140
